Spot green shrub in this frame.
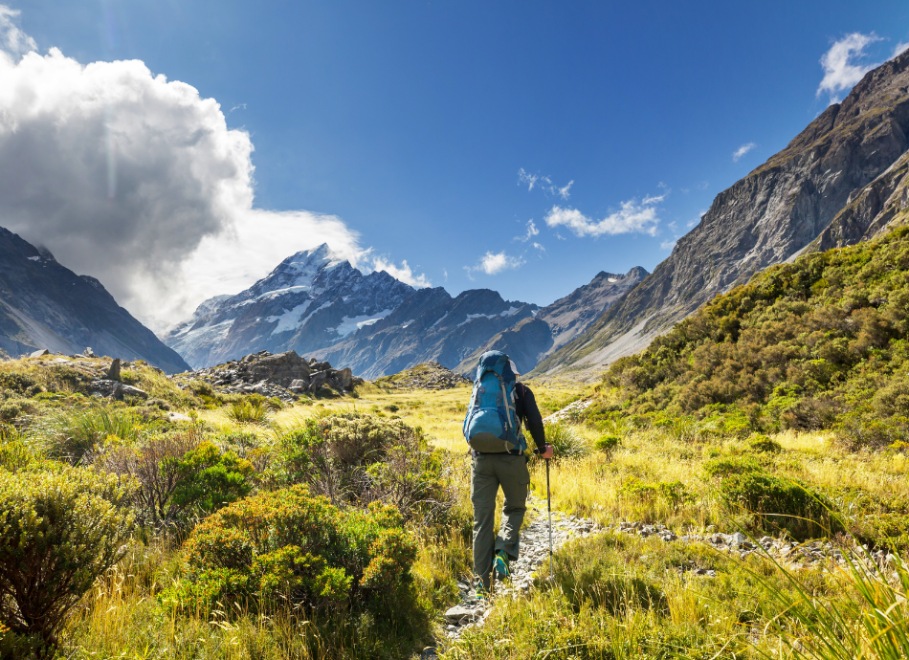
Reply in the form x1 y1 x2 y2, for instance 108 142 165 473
543 422 588 460
717 471 840 541
746 433 783 454
170 441 254 516
0 466 135 652
226 397 271 424
164 486 416 617
274 414 453 525
594 434 621 454
98 433 253 529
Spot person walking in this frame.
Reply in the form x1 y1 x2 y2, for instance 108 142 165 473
463 351 553 595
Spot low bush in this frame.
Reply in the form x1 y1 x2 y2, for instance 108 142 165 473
274 414 453 526
747 433 782 454
594 434 621 454
709 463 841 540
226 397 271 425
97 432 253 530
162 486 427 656
543 422 588 460
0 465 135 654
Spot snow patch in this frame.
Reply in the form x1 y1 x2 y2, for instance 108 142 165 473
335 309 394 337
267 301 313 335
27 256 42 262
259 286 313 301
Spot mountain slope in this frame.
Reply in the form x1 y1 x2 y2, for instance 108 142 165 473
0 226 189 373
591 225 909 448
537 49 909 378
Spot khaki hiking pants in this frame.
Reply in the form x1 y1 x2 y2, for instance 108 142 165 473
471 452 530 589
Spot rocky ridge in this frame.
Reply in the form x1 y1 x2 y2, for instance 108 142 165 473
454 266 647 375
0 226 189 374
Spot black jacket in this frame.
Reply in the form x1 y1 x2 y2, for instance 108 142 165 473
515 382 546 452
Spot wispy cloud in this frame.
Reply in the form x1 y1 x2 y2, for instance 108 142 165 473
372 257 431 288
894 41 909 58
544 194 664 238
466 251 525 277
0 5 36 58
516 219 539 243
518 168 573 200
817 32 882 102
732 142 756 162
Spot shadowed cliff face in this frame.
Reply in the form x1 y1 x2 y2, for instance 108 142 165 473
536 50 909 378
0 226 190 373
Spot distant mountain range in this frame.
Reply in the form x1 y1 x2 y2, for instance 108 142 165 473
0 226 189 373
166 244 643 378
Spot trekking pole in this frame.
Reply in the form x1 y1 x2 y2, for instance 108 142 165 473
546 456 553 579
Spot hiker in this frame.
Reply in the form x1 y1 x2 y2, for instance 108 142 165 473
463 351 553 594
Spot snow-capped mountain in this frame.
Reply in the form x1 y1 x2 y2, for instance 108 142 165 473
166 244 414 368
312 287 540 379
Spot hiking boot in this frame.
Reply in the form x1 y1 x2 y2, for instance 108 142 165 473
473 585 489 602
494 550 511 579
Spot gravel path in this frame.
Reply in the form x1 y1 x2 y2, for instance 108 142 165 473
438 497 603 641
422 497 883 657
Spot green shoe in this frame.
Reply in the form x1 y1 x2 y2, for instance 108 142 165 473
494 550 511 579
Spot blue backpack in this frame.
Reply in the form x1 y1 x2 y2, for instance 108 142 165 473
463 351 526 454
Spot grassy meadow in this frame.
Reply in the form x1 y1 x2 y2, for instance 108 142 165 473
1 351 909 659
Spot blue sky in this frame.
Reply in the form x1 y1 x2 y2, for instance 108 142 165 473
1 2 908 330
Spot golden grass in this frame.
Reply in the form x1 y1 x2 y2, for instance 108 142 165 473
9 361 909 658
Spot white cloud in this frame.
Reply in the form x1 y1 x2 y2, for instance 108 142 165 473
518 168 539 191
0 13 365 331
732 142 756 162
817 33 882 101
516 219 539 243
894 41 909 58
518 168 572 199
544 195 663 238
0 5 36 58
660 239 677 251
557 180 574 200
467 251 525 277
372 257 431 288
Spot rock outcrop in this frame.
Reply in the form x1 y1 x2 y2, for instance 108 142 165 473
186 351 358 400
374 362 470 390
